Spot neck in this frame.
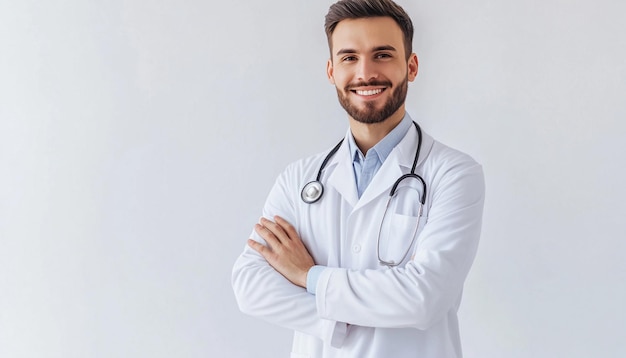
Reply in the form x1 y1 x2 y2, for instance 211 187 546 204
349 106 405 154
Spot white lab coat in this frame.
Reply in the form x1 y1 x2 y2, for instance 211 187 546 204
232 125 485 358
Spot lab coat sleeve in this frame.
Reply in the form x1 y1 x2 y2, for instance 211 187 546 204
231 162 344 344
314 157 485 330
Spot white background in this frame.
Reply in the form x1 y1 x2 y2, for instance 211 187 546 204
1 0 625 357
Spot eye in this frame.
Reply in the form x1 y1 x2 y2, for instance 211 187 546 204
342 55 357 62
375 53 392 59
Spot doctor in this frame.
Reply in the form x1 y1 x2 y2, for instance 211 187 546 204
232 0 485 357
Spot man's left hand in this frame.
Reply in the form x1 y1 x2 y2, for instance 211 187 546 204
248 216 315 288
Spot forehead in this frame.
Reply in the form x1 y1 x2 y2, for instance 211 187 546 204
331 16 405 55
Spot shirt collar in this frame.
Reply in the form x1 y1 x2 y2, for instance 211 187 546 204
348 113 413 164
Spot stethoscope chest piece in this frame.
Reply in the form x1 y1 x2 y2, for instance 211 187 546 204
301 181 324 204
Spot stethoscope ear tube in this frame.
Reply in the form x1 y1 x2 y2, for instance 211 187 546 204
300 139 344 204
300 121 428 267
389 173 427 205
301 121 425 205
316 139 344 181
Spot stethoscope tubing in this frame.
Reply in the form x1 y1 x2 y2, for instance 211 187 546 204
301 121 428 266
303 121 425 204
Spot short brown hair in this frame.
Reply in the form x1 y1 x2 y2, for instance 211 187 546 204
324 0 414 60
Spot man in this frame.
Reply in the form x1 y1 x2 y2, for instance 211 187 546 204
232 0 485 357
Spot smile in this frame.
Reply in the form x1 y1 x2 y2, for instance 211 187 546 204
352 88 385 96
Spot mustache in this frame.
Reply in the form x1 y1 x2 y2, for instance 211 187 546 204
345 80 392 92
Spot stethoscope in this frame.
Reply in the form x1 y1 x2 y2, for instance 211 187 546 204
301 121 427 267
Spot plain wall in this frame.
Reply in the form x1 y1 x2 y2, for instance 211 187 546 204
1 0 625 357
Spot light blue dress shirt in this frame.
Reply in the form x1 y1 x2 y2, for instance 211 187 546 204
306 114 413 294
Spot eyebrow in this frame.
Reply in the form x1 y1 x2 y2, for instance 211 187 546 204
335 45 398 56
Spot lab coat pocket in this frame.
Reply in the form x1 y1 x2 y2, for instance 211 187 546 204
378 212 425 266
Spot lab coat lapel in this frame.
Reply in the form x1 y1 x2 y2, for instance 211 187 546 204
325 136 359 208
324 125 435 211
353 150 404 211
354 125 432 211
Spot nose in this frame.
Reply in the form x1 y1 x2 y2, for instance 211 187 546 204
356 58 378 82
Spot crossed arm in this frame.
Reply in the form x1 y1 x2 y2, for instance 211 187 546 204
247 216 315 289
233 157 485 332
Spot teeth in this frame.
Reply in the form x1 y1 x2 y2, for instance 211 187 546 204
355 88 383 96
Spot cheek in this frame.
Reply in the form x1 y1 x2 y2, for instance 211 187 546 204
332 75 348 90
329 67 351 86
389 67 408 81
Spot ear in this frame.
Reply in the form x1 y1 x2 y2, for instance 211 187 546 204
326 58 335 85
407 53 418 82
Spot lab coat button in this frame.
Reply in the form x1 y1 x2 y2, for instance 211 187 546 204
352 244 361 253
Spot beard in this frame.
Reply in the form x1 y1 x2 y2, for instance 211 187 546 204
336 76 408 124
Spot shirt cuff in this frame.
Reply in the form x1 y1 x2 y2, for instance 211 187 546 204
306 265 326 295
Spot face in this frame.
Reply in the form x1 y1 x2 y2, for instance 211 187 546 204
327 17 418 124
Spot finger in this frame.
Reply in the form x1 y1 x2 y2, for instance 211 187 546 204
274 216 298 240
248 239 283 273
260 217 290 242
247 238 269 257
254 223 281 247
